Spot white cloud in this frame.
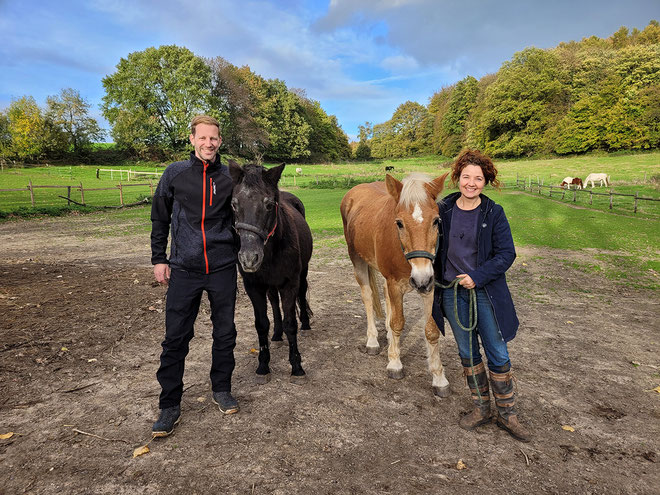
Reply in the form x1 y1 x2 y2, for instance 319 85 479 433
380 54 419 73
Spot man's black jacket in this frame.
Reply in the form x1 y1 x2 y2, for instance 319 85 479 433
151 152 237 273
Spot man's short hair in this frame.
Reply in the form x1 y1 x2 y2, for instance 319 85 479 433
190 115 220 135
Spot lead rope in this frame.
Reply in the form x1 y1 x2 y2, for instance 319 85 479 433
435 278 483 402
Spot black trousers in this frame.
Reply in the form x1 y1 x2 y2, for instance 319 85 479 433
157 265 237 408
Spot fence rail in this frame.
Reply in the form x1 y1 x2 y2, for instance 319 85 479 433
515 176 660 214
96 168 163 180
1 179 158 207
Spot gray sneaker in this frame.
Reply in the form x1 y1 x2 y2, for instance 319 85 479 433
212 391 239 414
152 405 181 438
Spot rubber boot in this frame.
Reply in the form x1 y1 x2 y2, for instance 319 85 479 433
489 367 531 442
459 361 491 430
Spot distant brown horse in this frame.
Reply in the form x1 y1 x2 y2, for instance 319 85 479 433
341 172 450 397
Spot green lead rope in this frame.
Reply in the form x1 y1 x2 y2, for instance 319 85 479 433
435 278 483 402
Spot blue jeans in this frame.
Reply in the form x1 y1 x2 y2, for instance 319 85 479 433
442 286 510 369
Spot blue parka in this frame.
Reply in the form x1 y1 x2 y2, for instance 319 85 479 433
432 192 519 342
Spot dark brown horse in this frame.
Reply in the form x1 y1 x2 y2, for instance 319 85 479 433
228 161 312 383
341 172 450 397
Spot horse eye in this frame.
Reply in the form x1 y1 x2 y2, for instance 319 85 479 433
264 198 274 210
433 217 440 227
395 219 404 229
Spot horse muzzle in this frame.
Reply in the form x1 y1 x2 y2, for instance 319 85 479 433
238 248 264 273
409 275 434 294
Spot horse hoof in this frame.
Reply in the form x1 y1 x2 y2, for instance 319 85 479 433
387 369 404 380
433 385 450 398
271 335 283 342
301 324 311 331
290 374 307 385
255 373 271 385
366 346 380 355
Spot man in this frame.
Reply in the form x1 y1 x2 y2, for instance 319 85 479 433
150 115 239 438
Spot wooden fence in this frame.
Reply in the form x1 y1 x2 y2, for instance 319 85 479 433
0 179 158 207
515 176 660 213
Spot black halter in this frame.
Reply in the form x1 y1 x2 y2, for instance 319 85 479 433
234 203 279 245
399 231 441 262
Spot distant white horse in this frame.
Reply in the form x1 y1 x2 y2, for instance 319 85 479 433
584 173 610 188
295 167 303 175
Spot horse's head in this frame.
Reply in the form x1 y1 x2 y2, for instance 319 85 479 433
386 172 448 294
228 160 284 273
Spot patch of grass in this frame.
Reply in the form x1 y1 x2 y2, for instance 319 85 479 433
0 205 99 220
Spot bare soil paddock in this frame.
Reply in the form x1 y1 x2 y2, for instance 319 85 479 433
0 212 658 494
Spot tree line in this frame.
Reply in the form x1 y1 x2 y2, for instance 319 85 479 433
0 46 352 164
361 21 660 159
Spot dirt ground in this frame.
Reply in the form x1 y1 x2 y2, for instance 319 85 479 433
0 211 658 495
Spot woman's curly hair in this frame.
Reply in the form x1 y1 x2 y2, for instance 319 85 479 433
450 149 501 189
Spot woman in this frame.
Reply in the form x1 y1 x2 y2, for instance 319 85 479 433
432 149 531 442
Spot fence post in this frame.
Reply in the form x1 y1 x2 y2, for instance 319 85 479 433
634 192 638 213
561 187 565 200
28 179 35 207
149 179 154 197
590 190 593 205
67 186 72 205
79 181 85 205
119 182 124 206
609 190 613 210
573 189 577 202
96 168 100 179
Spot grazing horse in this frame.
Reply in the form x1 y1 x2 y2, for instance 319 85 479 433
341 172 451 397
228 161 313 383
561 176 574 188
571 177 583 189
584 173 610 187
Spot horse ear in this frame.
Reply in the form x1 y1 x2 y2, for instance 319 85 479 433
228 159 243 184
264 163 285 185
385 174 402 203
425 172 449 200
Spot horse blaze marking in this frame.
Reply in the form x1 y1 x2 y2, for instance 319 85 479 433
412 204 423 223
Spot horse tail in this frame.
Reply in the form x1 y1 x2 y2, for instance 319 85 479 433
297 265 313 330
368 265 384 319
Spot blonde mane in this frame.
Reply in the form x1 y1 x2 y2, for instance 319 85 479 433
399 173 432 208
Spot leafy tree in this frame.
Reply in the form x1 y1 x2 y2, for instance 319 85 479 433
207 57 268 159
102 45 216 157
46 88 104 154
6 96 46 161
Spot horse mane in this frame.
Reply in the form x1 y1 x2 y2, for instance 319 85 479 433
399 173 432 208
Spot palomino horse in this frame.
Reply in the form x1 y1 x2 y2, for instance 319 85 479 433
341 172 450 397
228 161 313 383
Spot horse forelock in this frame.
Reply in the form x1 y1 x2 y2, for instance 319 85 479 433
240 164 279 197
399 173 432 208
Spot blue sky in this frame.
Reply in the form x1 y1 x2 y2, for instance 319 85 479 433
0 0 657 140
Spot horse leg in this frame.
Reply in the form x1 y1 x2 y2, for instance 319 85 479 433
351 257 380 354
244 282 272 384
421 291 450 397
298 264 312 331
267 287 284 342
280 285 306 382
384 279 405 380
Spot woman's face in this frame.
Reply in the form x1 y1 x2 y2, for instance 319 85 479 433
458 164 486 200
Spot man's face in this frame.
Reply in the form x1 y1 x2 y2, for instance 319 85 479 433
190 123 221 162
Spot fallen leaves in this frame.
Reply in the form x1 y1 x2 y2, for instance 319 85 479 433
653 386 660 394
132 445 150 458
562 425 575 432
0 432 14 440
456 459 467 470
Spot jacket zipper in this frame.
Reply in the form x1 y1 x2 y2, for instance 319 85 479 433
209 177 213 206
201 162 210 274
